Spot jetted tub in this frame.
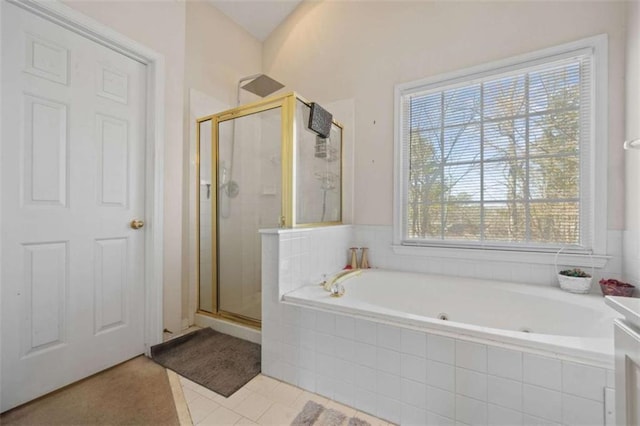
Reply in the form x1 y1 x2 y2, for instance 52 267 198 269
283 269 620 367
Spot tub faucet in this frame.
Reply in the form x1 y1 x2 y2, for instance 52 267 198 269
322 269 363 291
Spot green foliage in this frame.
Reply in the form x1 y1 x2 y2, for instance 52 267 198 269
559 268 591 278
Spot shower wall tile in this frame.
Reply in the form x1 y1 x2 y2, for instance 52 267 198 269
261 226 353 388
376 395 402 424
523 354 562 391
355 318 377 345
401 378 427 409
561 361 606 402
427 410 455 426
401 328 427 358
335 315 355 339
488 346 523 381
561 394 603 426
456 340 487 373
427 386 456 420
427 334 455 365
456 394 488 425
376 347 401 375
456 367 488 401
488 375 523 411
402 403 428 425
426 360 455 392
377 324 401 350
315 311 336 335
523 384 563 423
488 403 524 426
335 336 356 361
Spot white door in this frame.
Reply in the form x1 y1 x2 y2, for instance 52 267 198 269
1 2 147 411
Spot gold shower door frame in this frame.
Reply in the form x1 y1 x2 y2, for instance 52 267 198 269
196 92 344 328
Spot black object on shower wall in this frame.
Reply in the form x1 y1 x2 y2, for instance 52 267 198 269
308 102 333 138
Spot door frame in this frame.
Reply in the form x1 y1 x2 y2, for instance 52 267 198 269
0 0 165 354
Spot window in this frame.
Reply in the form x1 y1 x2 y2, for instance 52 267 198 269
395 37 607 254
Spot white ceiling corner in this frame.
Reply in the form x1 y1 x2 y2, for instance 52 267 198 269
208 0 303 41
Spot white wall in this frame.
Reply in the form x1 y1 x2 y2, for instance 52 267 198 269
63 0 187 333
183 1 262 108
623 1 640 285
263 1 627 231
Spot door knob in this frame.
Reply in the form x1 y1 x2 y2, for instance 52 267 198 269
130 220 145 229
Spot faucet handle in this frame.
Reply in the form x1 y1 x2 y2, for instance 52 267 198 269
329 282 345 297
360 247 370 269
349 247 359 269
319 273 328 287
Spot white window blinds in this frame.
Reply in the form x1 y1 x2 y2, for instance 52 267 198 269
399 51 594 250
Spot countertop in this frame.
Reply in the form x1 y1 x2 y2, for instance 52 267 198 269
605 296 640 330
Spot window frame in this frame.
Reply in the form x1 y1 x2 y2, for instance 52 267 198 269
393 35 609 266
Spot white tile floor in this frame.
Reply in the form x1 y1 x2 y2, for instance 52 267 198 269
179 373 393 426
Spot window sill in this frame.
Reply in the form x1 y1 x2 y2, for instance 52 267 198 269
390 245 610 269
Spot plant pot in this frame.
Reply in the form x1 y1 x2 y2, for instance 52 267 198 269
557 274 592 294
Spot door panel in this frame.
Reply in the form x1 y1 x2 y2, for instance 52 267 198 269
1 2 147 411
94 238 128 334
22 242 68 356
96 114 130 206
24 32 69 85
23 94 69 206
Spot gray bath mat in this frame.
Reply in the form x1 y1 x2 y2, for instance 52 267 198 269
291 401 371 426
150 327 260 397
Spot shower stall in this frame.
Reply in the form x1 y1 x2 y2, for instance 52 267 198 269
197 92 343 327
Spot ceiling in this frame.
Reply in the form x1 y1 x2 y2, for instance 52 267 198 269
208 0 304 41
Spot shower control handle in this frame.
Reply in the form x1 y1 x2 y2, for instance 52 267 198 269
130 219 145 230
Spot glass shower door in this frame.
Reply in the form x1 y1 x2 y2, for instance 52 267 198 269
216 107 282 322
198 118 214 313
197 93 343 327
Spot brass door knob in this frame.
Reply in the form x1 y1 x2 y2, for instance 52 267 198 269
130 220 145 229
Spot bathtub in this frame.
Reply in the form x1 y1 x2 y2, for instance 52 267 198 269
283 269 619 367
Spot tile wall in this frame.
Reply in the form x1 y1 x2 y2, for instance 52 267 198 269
261 225 617 425
352 226 624 290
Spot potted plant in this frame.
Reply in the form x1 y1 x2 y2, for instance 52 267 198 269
558 268 592 294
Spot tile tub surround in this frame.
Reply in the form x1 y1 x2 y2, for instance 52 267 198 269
284 269 617 367
267 305 614 426
261 226 617 425
353 226 624 291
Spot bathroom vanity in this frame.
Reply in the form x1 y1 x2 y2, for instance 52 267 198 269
605 296 640 425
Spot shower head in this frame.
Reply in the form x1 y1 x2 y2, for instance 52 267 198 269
240 74 285 98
